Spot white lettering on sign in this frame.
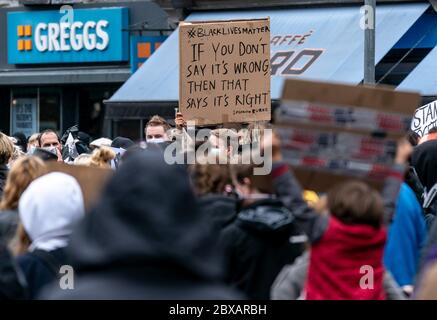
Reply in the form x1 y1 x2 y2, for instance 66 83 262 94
34 20 109 52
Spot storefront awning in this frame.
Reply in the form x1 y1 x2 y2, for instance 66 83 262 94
106 3 429 118
0 67 131 85
397 45 437 96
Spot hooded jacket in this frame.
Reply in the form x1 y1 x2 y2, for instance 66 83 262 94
220 198 305 300
42 150 240 300
197 194 237 232
411 140 437 192
305 216 387 300
17 172 85 299
411 140 437 227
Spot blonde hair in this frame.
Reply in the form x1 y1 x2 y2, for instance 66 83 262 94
90 146 115 169
74 153 92 166
0 132 14 165
0 156 47 210
27 133 39 148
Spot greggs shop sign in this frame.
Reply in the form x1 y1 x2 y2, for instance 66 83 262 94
7 8 129 64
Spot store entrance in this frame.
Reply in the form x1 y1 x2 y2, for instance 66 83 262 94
76 85 120 139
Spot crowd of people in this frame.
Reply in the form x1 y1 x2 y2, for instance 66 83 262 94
1 113 437 300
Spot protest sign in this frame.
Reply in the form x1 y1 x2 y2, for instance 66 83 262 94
46 162 113 211
276 78 420 192
179 18 271 125
411 100 437 137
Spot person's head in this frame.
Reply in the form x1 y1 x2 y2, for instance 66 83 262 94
411 140 437 191
89 137 112 150
111 137 135 149
0 132 14 166
27 133 40 151
208 128 239 158
327 181 384 228
189 162 232 196
17 172 85 253
0 156 47 211
12 132 27 153
145 115 171 143
230 163 274 201
63 150 224 280
38 129 61 151
73 153 92 166
89 146 116 169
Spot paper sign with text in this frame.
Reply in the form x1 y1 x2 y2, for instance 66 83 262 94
411 100 437 137
179 18 271 125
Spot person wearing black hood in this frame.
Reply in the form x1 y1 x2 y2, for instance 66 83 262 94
41 150 241 299
11 132 27 153
219 163 306 300
411 139 437 272
111 137 135 150
411 139 437 228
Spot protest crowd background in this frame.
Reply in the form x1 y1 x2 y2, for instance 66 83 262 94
3 1 437 302
2 105 437 300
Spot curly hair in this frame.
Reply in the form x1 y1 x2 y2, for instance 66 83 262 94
90 146 116 169
0 156 47 210
189 162 232 196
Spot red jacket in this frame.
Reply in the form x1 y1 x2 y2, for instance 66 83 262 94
305 216 387 300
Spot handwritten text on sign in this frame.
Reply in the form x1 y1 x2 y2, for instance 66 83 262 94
411 100 437 136
179 19 271 125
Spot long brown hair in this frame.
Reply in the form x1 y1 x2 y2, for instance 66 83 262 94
0 156 47 210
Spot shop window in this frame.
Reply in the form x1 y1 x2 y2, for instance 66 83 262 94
10 88 38 138
39 88 61 133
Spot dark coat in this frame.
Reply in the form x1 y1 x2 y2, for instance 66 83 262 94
0 164 8 199
17 248 67 300
219 198 306 300
197 194 237 232
0 210 19 247
0 245 28 300
41 150 241 300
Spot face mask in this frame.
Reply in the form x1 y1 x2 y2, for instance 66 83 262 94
27 146 36 155
146 138 165 144
43 146 58 156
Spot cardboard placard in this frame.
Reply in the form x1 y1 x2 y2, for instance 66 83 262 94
46 162 113 211
179 18 271 125
411 100 437 137
277 78 421 139
292 166 384 193
277 79 420 192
